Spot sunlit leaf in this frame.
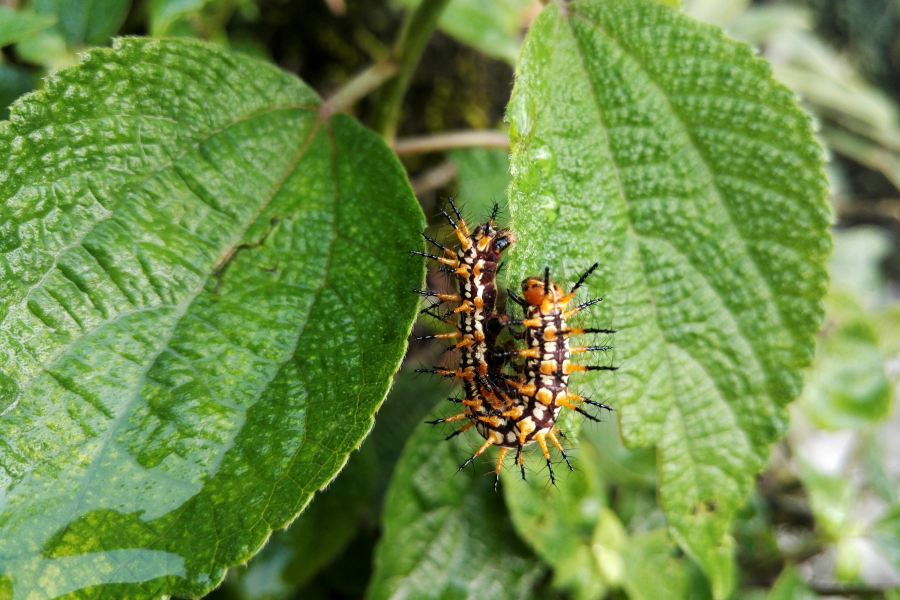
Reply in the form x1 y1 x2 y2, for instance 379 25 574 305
0 38 422 598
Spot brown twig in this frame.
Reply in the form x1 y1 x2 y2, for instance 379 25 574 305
393 130 510 156
410 160 458 196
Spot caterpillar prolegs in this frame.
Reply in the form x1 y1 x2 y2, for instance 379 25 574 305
413 201 616 488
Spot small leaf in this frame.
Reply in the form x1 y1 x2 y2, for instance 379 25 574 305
767 565 818 600
506 1 830 597
798 462 854 540
0 38 422 598
368 422 545 600
395 0 535 64
622 529 705 600
29 0 131 47
0 7 56 48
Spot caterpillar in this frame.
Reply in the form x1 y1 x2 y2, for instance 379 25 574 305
452 264 616 488
410 200 518 455
412 202 617 489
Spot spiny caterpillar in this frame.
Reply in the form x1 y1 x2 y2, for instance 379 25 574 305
498 264 616 485
413 201 616 489
411 200 518 451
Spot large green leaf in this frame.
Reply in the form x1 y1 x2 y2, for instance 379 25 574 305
367 421 545 600
0 38 422 598
505 0 830 597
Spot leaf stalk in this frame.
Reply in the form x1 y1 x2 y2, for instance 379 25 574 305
321 59 400 117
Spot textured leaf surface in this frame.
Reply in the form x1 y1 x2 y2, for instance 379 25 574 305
226 366 446 600
505 0 830 596
367 421 544 600
0 38 422 599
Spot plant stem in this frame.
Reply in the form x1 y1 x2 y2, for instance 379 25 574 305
370 0 454 143
393 130 509 155
321 60 399 117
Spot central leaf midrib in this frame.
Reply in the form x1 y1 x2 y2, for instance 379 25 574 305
1 102 320 327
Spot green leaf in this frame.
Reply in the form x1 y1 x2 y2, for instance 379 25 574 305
226 443 377 600
871 505 900 572
501 438 610 600
225 366 447 600
368 421 545 600
449 148 513 219
0 7 56 48
798 463 854 541
0 64 35 121
801 308 893 429
505 1 830 597
767 565 818 600
395 0 533 64
622 529 706 600
0 38 422 598
29 0 131 47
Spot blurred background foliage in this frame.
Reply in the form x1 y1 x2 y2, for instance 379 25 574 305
2 0 899 598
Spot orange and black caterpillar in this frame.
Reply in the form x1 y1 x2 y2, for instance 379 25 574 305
493 264 616 484
410 200 518 451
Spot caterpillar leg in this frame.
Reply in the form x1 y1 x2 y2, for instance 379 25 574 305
422 233 456 257
494 447 510 492
412 289 461 303
534 432 556 485
514 446 526 481
458 433 498 471
548 431 574 472
563 327 617 336
415 331 461 342
416 367 476 379
438 205 472 249
409 250 459 268
445 197 471 237
445 421 473 440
